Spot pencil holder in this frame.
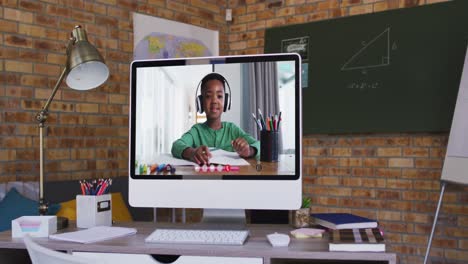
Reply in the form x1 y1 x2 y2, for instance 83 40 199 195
76 194 112 228
260 130 279 162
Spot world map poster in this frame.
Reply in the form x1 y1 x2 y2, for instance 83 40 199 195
133 13 219 60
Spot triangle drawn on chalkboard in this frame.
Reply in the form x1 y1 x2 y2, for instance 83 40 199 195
341 28 391 71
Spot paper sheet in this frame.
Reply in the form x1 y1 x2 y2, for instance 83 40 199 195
208 149 250 166
49 226 137 244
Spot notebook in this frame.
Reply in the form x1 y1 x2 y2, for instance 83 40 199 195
311 213 377 230
49 226 137 244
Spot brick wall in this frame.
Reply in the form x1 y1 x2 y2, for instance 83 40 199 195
1 0 466 263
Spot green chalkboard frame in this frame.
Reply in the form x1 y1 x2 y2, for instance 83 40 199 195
265 1 468 134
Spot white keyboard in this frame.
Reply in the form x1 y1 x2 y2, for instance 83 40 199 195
145 228 249 245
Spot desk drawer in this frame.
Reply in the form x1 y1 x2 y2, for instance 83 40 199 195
73 252 262 264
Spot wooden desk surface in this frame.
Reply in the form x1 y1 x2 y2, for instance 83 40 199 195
0 222 396 264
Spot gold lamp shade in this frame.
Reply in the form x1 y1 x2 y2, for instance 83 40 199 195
66 26 109 90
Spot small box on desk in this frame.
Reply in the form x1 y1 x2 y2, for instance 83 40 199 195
77 194 112 228
12 216 57 238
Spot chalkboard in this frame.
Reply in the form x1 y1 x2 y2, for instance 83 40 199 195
441 45 468 185
265 0 468 134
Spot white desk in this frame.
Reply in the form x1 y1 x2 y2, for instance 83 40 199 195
0 222 397 264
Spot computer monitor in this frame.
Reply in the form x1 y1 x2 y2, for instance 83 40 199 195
129 53 302 224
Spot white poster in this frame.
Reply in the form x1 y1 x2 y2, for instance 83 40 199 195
446 47 468 158
133 13 219 60
441 46 468 185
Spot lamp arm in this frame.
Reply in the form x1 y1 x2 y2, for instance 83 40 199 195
35 67 68 123
35 67 69 215
35 37 74 215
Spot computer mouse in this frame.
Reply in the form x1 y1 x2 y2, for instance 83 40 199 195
267 232 290 247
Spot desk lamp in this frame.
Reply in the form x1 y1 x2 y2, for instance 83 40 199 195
35 25 109 215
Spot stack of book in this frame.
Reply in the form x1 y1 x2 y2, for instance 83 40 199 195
311 213 385 252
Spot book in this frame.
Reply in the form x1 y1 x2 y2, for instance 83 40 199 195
49 226 137 244
311 213 377 229
329 228 385 252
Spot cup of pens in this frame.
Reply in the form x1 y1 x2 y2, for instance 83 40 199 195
77 179 112 228
260 130 279 162
253 109 281 162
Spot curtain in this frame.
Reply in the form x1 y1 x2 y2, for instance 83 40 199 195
135 68 188 163
243 62 283 153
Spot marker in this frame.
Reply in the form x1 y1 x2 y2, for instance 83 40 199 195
150 164 158 174
94 179 103 194
97 180 107 196
80 181 85 195
278 111 282 130
224 165 240 172
258 108 266 130
251 112 257 121
274 114 278 131
156 163 166 173
103 179 112 194
165 164 176 174
252 113 262 130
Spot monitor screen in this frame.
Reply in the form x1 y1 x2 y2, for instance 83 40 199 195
129 53 302 210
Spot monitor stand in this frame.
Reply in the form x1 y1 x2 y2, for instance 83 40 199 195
199 209 246 230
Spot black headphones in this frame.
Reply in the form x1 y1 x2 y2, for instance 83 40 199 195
195 72 232 114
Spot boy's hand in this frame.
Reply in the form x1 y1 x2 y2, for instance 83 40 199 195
192 145 211 165
232 138 252 158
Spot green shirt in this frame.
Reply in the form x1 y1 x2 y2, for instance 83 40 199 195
171 122 260 159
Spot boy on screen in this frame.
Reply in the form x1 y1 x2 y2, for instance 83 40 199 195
171 73 259 165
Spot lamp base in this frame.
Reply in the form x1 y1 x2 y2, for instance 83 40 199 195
38 198 48 216
57 216 69 230
38 198 67 229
